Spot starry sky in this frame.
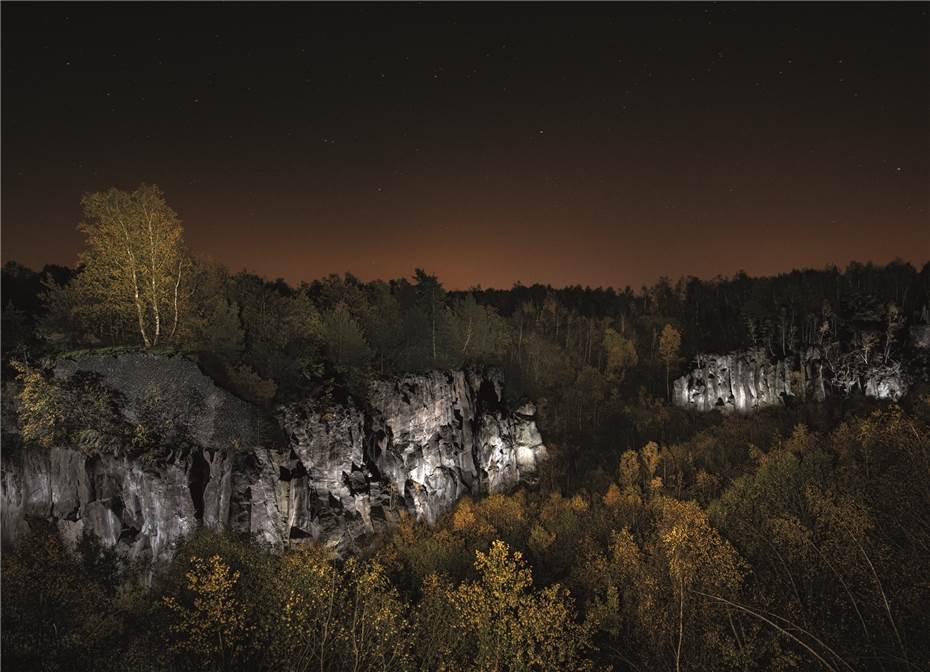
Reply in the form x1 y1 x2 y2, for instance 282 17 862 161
2 3 928 290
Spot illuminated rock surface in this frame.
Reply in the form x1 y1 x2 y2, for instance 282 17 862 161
278 369 546 553
1 352 546 562
672 347 910 413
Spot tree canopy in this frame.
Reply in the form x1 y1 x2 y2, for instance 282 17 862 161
47 184 189 347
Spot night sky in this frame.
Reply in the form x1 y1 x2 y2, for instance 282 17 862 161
2 3 928 290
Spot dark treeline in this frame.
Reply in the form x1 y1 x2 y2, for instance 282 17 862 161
469 260 929 356
4 257 929 463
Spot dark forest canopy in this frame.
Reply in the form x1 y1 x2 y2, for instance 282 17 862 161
4 252 929 462
4 255 929 378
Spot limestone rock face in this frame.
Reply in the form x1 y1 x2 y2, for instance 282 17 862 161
277 370 547 553
672 351 794 413
672 348 909 413
1 353 286 566
278 399 378 553
3 447 219 564
1 352 546 563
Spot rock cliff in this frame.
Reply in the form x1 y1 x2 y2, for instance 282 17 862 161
1 353 285 565
1 352 546 562
672 347 910 413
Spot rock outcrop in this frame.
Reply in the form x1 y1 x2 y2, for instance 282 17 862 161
672 351 794 413
672 347 909 413
278 369 546 553
1 352 283 565
1 352 546 562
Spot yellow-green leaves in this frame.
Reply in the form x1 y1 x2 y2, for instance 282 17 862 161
74 184 188 347
162 554 251 669
417 540 594 672
10 358 67 447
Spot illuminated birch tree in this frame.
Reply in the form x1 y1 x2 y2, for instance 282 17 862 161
76 184 188 347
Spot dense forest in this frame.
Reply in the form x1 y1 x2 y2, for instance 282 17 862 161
2 186 929 671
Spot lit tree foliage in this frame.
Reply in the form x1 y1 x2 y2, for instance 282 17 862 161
162 554 252 670
416 540 594 672
602 326 638 382
10 358 125 453
10 358 68 447
62 185 189 347
335 558 412 672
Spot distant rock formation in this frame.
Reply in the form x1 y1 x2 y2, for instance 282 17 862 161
672 351 795 413
1 352 546 564
672 347 909 413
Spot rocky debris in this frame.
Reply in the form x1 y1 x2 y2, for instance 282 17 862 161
1 352 546 563
52 351 262 451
